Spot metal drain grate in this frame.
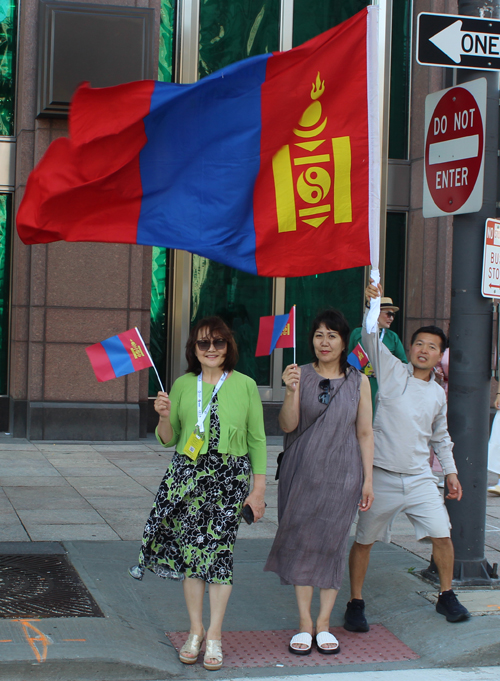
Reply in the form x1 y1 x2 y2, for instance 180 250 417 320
166 626 419 668
0 554 104 618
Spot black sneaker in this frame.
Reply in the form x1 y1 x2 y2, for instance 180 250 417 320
344 598 370 632
436 590 471 622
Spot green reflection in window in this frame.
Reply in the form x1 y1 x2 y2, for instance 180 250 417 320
149 0 175 396
0 194 10 394
0 0 16 135
384 212 407 341
158 0 175 83
191 256 273 385
388 0 411 159
149 247 169 395
283 268 365 369
292 0 368 47
199 0 280 78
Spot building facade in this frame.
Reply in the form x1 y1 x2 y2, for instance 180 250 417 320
4 0 457 439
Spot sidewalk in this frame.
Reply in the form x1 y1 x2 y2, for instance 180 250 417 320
0 436 499 680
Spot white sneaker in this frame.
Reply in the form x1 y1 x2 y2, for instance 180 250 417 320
487 484 500 496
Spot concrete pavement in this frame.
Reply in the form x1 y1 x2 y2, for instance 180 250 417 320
0 435 499 680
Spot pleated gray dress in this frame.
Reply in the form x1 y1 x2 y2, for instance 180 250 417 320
264 364 363 590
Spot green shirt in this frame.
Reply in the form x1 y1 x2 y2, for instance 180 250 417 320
155 370 267 474
348 327 407 413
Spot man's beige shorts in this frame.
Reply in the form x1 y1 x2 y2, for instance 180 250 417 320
355 466 451 544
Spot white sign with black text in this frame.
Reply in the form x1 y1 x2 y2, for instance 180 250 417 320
482 218 500 299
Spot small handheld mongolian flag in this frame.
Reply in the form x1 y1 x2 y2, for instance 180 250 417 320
16 7 380 279
86 327 164 389
347 343 374 376
255 306 295 358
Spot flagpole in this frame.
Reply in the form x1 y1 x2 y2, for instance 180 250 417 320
293 305 296 366
135 327 165 392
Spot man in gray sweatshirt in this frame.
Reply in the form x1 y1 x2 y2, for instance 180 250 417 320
344 284 470 631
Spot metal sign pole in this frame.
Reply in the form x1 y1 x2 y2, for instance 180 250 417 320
446 0 500 585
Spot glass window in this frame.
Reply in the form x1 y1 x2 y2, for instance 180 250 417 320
149 247 169 394
388 0 411 159
0 194 10 394
191 256 273 385
292 0 369 47
149 0 175 396
199 0 280 78
283 267 365 369
0 0 16 135
158 0 175 83
384 212 407 341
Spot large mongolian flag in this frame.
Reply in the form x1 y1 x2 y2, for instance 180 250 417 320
16 7 380 278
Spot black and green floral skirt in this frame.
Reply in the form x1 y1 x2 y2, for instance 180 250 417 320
138 398 251 585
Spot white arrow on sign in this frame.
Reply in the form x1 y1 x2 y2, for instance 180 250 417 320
429 20 500 64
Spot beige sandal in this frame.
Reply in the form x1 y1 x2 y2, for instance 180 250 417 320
179 629 205 664
203 639 223 671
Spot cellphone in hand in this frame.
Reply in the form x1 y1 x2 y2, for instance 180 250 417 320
241 504 254 525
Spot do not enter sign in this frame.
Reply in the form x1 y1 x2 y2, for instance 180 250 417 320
423 78 486 218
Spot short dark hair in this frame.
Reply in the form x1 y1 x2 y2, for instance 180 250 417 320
410 325 447 353
309 309 350 374
185 316 238 375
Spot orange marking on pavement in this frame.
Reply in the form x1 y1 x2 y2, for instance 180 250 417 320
0 639 12 642
13 619 51 663
487 604 500 610
63 638 87 641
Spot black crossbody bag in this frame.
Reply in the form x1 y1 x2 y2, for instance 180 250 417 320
275 371 350 481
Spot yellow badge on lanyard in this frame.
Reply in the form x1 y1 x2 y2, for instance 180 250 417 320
183 429 204 461
184 372 227 461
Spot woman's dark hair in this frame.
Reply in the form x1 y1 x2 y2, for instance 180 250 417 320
309 309 350 374
185 316 239 375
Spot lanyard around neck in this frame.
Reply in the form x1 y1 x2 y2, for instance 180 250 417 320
197 372 227 433
379 328 386 342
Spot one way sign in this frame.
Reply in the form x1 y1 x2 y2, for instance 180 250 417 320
417 12 500 71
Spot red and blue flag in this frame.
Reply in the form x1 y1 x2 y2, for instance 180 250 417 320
255 307 295 357
16 7 379 278
86 327 152 382
347 343 374 376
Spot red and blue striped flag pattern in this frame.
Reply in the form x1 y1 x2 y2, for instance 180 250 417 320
86 328 152 382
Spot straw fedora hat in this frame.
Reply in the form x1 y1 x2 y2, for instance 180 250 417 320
380 297 399 313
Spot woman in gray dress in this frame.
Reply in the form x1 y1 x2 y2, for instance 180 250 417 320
264 309 374 655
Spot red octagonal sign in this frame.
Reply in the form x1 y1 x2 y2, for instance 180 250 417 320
423 79 486 218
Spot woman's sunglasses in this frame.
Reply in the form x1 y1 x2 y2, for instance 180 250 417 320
382 310 395 319
196 338 227 351
318 378 331 404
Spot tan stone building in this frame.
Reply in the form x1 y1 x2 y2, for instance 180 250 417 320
4 0 459 439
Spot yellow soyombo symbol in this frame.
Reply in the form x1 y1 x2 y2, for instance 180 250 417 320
272 72 352 233
130 340 145 360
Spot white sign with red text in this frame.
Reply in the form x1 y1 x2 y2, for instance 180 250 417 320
482 218 500 299
423 78 486 218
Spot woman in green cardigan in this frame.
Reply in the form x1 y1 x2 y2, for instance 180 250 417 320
130 316 266 671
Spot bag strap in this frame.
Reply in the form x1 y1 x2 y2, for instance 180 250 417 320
275 369 351 480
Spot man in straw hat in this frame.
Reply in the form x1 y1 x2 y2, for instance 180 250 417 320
348 294 407 414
